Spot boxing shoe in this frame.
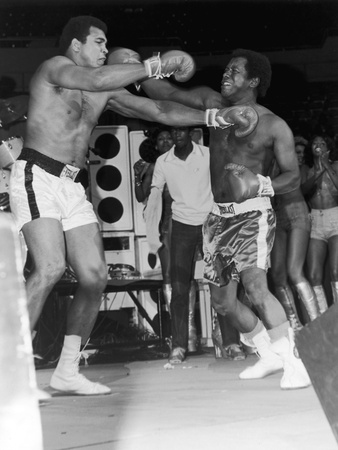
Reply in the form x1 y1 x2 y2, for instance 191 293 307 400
271 328 311 390
205 105 259 137
50 335 111 396
239 327 283 380
168 347 186 364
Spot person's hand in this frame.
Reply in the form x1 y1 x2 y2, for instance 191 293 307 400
318 149 330 169
133 159 149 178
205 105 259 137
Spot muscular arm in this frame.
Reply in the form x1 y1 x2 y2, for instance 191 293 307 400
46 56 150 92
106 88 206 126
269 117 300 194
141 77 221 110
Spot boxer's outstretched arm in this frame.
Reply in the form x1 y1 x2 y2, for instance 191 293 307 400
106 88 206 126
141 77 218 110
45 56 150 92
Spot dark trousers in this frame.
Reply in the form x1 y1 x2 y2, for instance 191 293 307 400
170 219 203 350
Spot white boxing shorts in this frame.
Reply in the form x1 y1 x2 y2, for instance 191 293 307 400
10 147 98 232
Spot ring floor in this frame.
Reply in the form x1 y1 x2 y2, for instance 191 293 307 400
36 350 337 450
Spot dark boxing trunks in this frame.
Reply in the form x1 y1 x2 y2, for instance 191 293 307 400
203 197 275 287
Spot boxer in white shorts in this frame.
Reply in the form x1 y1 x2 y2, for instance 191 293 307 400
10 15 214 398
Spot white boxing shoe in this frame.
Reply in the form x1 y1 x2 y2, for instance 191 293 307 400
50 371 111 395
50 335 111 396
272 328 311 390
239 354 283 380
239 324 283 380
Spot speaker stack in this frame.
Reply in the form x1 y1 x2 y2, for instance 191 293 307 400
89 126 133 232
88 126 136 312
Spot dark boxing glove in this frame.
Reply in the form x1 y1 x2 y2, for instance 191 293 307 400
144 50 196 81
224 163 274 203
205 105 259 138
108 48 196 82
107 47 142 65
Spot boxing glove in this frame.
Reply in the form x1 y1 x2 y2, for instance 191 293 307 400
224 163 274 203
144 50 196 81
107 47 142 65
107 47 143 90
206 105 259 138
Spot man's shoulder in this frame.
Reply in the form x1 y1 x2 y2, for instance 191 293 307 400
39 55 73 72
193 142 209 155
157 147 175 163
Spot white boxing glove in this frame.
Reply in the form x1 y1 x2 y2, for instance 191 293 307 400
256 174 275 197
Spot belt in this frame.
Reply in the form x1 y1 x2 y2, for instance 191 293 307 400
212 196 272 217
18 147 83 183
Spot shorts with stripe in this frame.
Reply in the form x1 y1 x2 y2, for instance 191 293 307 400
203 197 276 287
10 159 98 232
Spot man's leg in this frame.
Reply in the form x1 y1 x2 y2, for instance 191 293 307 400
50 222 110 395
241 268 311 389
169 221 199 363
270 228 303 330
22 218 67 331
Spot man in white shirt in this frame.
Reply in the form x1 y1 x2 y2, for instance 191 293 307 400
147 126 213 363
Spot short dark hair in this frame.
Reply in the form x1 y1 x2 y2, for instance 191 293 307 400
231 48 272 98
140 126 172 163
311 134 336 154
58 16 107 55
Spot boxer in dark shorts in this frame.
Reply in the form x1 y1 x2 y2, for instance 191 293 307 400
139 47 311 390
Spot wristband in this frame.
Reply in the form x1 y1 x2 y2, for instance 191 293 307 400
143 53 162 79
205 109 219 128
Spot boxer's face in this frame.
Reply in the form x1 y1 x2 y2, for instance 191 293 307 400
78 26 108 67
221 57 251 98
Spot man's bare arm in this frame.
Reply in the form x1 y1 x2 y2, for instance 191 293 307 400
270 117 301 194
106 88 206 126
45 56 150 92
141 77 219 110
